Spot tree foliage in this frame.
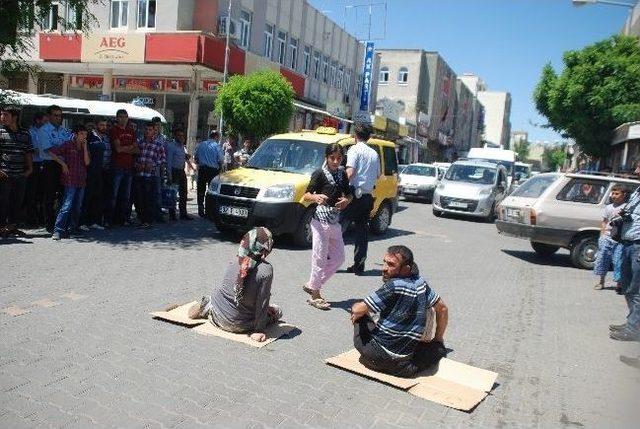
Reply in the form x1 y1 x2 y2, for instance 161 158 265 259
215 70 295 142
513 139 530 161
533 35 640 158
542 145 567 172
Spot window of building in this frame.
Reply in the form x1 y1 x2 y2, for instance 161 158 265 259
137 0 156 29
303 46 311 75
330 61 337 86
313 51 321 80
344 69 352 93
322 56 329 83
63 2 82 30
19 0 36 32
398 67 409 84
337 65 344 89
288 38 298 70
276 30 287 65
239 9 251 49
43 2 60 31
379 66 389 84
111 0 129 29
264 23 274 58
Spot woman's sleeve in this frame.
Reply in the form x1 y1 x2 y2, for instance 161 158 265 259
306 169 323 194
253 264 274 332
342 170 352 196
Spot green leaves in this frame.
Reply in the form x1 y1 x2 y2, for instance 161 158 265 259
215 70 295 142
533 35 640 158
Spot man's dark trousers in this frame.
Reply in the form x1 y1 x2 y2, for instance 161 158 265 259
42 161 61 230
197 166 218 213
344 194 374 271
0 176 27 227
172 168 188 217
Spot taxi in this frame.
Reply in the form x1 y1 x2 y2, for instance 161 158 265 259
205 127 399 247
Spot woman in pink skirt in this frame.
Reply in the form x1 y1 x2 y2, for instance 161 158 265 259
303 143 352 310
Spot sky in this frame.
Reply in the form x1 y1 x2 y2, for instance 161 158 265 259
311 0 634 144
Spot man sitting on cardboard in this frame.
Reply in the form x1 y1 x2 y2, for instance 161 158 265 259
350 245 449 378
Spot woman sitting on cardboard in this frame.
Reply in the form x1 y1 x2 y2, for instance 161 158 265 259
188 227 282 342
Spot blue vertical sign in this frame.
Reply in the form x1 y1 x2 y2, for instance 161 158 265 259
359 41 375 113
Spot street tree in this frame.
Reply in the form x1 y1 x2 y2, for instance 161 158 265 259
0 1 97 102
215 70 295 142
533 35 640 158
513 139 530 161
543 145 567 172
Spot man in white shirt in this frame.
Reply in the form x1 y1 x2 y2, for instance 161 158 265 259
343 122 380 275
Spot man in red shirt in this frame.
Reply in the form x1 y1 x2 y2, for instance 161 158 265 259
107 109 138 226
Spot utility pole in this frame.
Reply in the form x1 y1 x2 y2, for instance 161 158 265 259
218 0 233 135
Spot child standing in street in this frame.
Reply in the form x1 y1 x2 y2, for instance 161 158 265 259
47 124 90 240
593 184 627 291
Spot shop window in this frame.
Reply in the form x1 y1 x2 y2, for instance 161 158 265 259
303 46 311 75
137 0 156 29
344 69 352 93
313 51 321 80
398 67 409 84
330 61 337 86
276 30 287 65
289 37 298 70
337 65 344 89
111 0 129 29
43 2 60 31
322 56 329 84
379 67 389 84
239 9 251 49
264 23 274 58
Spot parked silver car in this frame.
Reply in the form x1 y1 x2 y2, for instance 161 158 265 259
495 172 640 269
432 160 509 221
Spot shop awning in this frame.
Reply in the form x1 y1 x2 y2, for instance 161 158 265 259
293 100 353 124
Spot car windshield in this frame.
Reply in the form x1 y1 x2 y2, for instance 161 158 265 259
445 164 496 185
245 138 326 174
511 174 560 198
471 158 514 173
515 165 530 175
403 165 436 177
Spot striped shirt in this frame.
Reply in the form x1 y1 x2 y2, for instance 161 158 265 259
0 125 33 177
364 275 440 356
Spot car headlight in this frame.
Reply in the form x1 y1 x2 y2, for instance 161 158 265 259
261 184 295 201
478 187 491 196
208 177 221 194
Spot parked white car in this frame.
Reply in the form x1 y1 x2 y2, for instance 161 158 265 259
433 160 509 221
398 163 439 202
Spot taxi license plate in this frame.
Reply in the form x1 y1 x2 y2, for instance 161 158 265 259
404 187 418 194
449 201 467 208
219 206 249 217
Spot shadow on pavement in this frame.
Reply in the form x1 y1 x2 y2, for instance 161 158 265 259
0 237 33 245
501 249 574 268
328 298 359 313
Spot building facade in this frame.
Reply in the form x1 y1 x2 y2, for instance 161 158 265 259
2 0 375 147
476 90 511 149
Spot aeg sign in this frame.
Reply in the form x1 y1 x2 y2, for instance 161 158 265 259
81 34 146 64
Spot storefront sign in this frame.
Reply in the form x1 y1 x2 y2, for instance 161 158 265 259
379 99 402 123
166 79 190 93
131 97 156 107
81 33 146 63
115 78 164 92
70 75 104 89
202 79 221 94
359 42 375 112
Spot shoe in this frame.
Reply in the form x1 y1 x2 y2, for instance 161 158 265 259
616 287 624 295
169 213 177 221
137 223 151 229
123 221 131 227
610 323 628 331
180 215 193 221
79 225 91 232
188 296 211 319
51 232 61 241
594 283 604 290
198 209 206 218
610 328 640 342
346 264 364 275
90 223 105 230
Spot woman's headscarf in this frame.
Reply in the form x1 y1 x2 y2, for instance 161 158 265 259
235 227 274 303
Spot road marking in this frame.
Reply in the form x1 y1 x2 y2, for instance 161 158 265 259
61 292 88 301
32 298 60 308
414 230 452 243
1 306 30 317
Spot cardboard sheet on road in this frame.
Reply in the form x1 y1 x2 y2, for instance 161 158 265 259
325 349 498 411
192 321 297 348
150 301 207 326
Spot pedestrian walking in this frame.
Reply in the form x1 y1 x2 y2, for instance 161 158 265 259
46 124 90 240
108 109 138 226
24 112 46 226
0 106 33 238
135 122 166 228
194 130 223 217
81 117 110 230
611 160 640 342
342 122 380 275
302 143 352 310
593 184 626 291
165 128 192 220
38 105 72 232
234 138 253 167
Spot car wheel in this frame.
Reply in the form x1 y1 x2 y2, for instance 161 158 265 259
293 209 314 248
370 201 392 235
570 235 599 269
530 241 560 257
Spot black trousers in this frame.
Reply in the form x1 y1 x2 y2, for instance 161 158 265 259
82 169 104 226
353 317 446 378
24 162 44 225
0 176 27 228
42 161 61 230
343 194 374 269
171 168 188 216
197 166 218 210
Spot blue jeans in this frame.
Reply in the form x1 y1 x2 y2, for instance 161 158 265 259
619 242 640 332
593 236 622 281
109 168 132 224
54 186 85 233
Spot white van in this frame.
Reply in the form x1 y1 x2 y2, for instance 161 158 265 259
467 147 517 188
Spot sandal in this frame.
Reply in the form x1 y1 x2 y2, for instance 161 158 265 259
307 298 330 310
302 285 315 295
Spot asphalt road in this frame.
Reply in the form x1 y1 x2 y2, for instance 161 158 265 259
1 197 639 428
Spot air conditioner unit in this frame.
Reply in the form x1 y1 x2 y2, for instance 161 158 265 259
217 16 240 39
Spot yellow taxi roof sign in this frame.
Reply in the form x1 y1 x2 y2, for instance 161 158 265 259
316 126 337 135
